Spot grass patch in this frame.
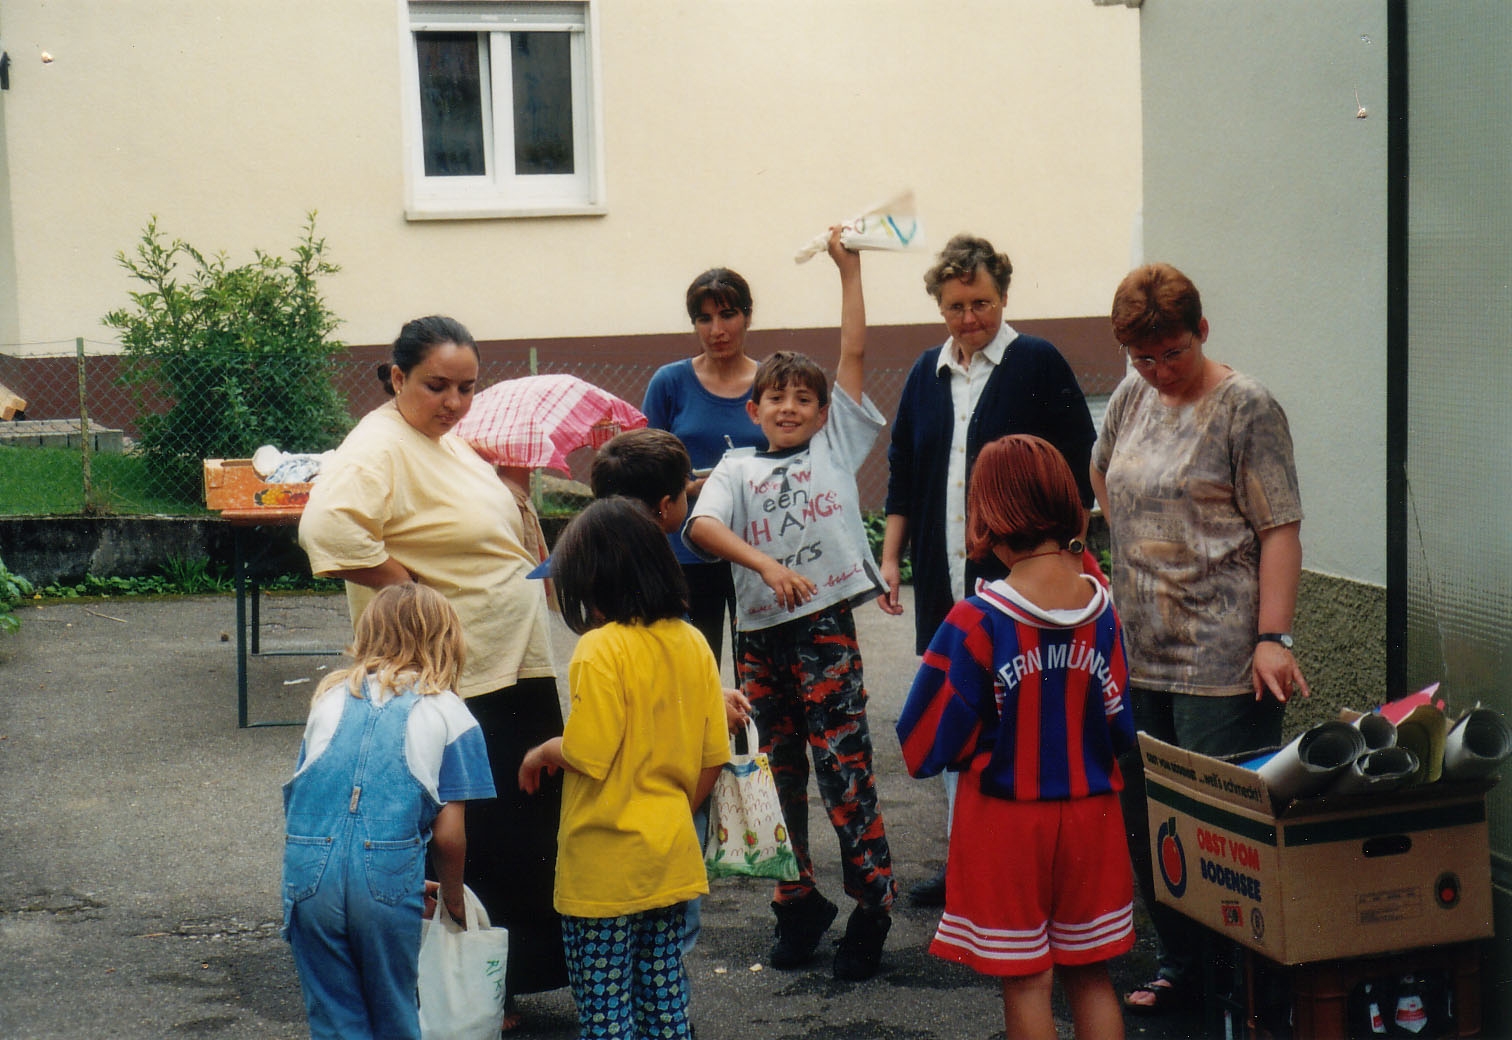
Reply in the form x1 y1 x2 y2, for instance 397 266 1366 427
863 511 911 584
0 445 205 516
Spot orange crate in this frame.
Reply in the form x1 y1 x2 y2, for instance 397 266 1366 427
202 458 312 511
1287 942 1481 1039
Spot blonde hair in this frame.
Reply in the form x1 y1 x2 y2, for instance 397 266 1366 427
315 583 466 702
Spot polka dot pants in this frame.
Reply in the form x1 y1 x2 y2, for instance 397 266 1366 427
562 906 690 1039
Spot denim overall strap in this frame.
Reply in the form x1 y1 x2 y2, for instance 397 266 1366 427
284 679 429 845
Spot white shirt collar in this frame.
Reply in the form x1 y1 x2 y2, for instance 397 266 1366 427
935 321 1018 376
977 575 1110 628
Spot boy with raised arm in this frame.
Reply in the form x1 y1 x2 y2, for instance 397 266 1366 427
685 229 896 981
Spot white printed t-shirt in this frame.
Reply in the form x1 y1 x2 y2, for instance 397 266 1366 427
685 386 886 632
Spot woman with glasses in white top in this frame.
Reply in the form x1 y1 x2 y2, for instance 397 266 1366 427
1091 262 1308 1017
877 233 1097 907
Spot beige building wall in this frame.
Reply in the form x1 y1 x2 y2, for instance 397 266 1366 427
0 1 1140 353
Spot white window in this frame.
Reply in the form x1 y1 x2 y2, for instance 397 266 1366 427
401 1 604 219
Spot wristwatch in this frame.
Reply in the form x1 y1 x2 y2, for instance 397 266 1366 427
1257 632 1294 650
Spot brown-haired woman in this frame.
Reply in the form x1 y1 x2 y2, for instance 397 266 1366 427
642 268 767 666
1092 263 1307 1015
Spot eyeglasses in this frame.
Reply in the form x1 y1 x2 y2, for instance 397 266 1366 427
940 299 999 321
1125 338 1195 370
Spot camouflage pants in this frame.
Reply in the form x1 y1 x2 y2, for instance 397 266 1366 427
735 603 896 910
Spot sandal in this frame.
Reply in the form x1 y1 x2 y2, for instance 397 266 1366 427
1122 977 1194 1016
500 996 524 1033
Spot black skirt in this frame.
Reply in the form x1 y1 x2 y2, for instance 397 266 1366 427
462 675 569 996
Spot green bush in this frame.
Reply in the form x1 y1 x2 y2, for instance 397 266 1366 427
105 214 352 502
162 555 233 594
1 555 34 634
39 574 172 599
863 511 911 584
34 566 341 601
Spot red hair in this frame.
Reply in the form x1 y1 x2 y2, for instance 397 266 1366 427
1110 262 1203 349
967 435 1085 559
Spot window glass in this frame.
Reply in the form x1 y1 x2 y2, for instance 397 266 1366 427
416 31 487 177
403 2 601 216
511 32 574 176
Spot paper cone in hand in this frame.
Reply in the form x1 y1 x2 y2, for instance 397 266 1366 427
794 190 924 263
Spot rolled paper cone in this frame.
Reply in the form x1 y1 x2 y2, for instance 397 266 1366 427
1393 704 1448 784
1326 746 1420 796
1353 712 1398 751
1257 721 1367 806
792 190 924 263
1441 708 1512 781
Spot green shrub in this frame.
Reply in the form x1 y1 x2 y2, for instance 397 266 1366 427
1 555 34 634
163 555 233 594
863 511 911 584
104 214 352 502
33 567 341 601
38 574 171 599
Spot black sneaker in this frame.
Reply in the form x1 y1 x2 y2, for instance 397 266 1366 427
768 891 839 969
832 906 891 981
907 868 947 907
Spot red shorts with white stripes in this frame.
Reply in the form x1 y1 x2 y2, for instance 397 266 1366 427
929 769 1134 977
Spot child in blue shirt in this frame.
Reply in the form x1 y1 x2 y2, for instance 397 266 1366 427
685 230 896 981
282 583 495 1040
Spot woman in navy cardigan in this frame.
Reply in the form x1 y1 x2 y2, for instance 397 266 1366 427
878 233 1095 904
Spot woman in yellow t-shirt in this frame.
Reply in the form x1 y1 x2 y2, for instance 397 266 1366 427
519 497 730 1039
298 315 565 1025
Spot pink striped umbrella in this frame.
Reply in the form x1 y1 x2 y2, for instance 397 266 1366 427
453 374 647 476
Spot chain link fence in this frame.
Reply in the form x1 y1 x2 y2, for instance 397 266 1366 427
1 340 1118 519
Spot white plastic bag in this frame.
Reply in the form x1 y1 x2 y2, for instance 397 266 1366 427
793 190 925 263
704 720 800 880
417 884 509 1040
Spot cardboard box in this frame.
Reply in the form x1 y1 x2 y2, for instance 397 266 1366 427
0 381 27 420
202 458 312 511
1139 733 1493 964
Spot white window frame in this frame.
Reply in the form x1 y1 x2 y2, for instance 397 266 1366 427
400 0 605 220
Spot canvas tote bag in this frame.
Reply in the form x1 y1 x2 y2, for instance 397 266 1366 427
704 719 799 880
417 884 509 1039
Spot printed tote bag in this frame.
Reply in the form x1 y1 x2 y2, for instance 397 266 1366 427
704 719 799 880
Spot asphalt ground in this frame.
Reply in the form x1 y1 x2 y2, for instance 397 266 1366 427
0 587 1209 1040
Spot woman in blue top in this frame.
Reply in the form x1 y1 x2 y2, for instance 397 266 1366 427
642 268 767 664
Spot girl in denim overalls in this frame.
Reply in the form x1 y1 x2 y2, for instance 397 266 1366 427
282 583 495 1040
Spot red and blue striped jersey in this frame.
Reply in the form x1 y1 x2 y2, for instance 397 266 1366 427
896 576 1134 801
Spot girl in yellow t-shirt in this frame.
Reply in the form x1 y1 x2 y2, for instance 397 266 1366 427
519 497 730 1039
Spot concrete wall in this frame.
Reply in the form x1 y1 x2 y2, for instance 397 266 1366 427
1137 0 1389 589
0 517 305 587
0 1 1140 354
1289 570 1386 730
